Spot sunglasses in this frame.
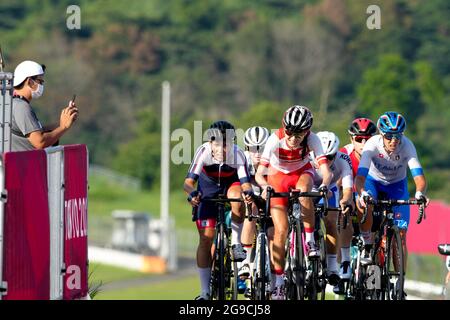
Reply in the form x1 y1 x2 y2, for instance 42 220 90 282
383 133 403 141
353 136 372 143
247 146 263 154
285 129 309 138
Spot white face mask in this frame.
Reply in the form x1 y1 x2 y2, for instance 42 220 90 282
31 83 44 99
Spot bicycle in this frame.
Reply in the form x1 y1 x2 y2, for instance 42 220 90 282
242 191 272 300
314 203 352 299
200 195 245 300
266 188 327 300
438 244 450 300
357 197 426 300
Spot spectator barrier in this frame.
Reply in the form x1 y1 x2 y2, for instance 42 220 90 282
0 144 88 300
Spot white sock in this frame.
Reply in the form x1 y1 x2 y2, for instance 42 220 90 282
361 231 373 245
271 273 276 290
341 247 351 262
276 274 285 286
243 245 253 264
327 254 338 273
231 221 243 246
198 267 211 294
305 232 315 244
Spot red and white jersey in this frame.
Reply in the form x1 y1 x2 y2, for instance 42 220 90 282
260 128 327 174
340 143 359 178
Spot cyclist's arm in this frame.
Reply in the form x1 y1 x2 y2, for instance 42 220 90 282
255 133 276 189
184 178 197 196
340 187 354 210
318 162 332 187
355 142 374 195
355 175 366 196
255 165 269 188
406 141 427 195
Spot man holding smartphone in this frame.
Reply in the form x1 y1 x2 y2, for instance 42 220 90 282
11 60 79 151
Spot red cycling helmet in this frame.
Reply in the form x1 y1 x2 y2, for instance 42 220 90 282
348 118 377 137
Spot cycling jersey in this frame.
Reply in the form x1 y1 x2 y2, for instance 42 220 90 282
311 151 353 190
260 129 326 208
187 142 250 224
187 142 250 185
340 144 359 178
244 150 262 196
356 135 424 185
260 128 327 173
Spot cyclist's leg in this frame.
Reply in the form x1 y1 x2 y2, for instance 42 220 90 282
380 179 409 271
228 182 246 261
339 195 354 279
323 187 340 282
267 168 294 299
240 207 257 277
194 177 219 299
357 176 378 264
295 168 316 255
195 213 216 299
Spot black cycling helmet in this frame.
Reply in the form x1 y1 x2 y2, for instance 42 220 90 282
282 105 313 133
207 120 236 143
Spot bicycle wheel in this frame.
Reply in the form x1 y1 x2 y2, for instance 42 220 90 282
254 234 268 300
226 253 238 300
306 258 319 300
385 226 404 300
284 227 295 300
316 224 327 300
287 220 305 300
212 223 226 300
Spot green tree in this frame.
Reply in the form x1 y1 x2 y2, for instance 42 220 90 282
356 54 423 129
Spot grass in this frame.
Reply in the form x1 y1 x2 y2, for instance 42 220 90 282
89 263 151 285
95 274 200 300
88 174 193 230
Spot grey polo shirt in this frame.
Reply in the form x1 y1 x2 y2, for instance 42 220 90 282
11 97 43 151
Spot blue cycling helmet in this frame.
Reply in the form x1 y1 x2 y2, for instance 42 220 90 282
377 111 406 134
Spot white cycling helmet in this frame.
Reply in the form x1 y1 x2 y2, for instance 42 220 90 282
13 60 45 87
316 131 340 158
244 126 270 148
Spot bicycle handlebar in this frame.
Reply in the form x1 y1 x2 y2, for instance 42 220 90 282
362 197 426 225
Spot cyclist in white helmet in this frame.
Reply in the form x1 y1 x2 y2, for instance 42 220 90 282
239 126 273 297
309 131 354 292
256 105 333 300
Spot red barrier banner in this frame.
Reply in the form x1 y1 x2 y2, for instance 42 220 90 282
3 150 50 300
407 201 450 255
63 145 88 299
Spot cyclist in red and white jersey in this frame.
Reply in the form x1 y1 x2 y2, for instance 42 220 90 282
184 120 254 300
338 118 377 282
255 106 333 300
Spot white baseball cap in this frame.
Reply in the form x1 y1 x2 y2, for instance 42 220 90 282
13 60 45 87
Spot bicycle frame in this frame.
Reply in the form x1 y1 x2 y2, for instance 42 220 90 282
267 188 327 300
362 198 426 300
202 195 244 300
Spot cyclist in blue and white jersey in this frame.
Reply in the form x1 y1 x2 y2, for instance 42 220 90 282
239 126 273 295
355 112 429 268
184 120 254 300
310 131 354 290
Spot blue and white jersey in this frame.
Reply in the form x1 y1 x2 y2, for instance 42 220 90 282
187 142 251 185
356 135 423 185
310 151 353 190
